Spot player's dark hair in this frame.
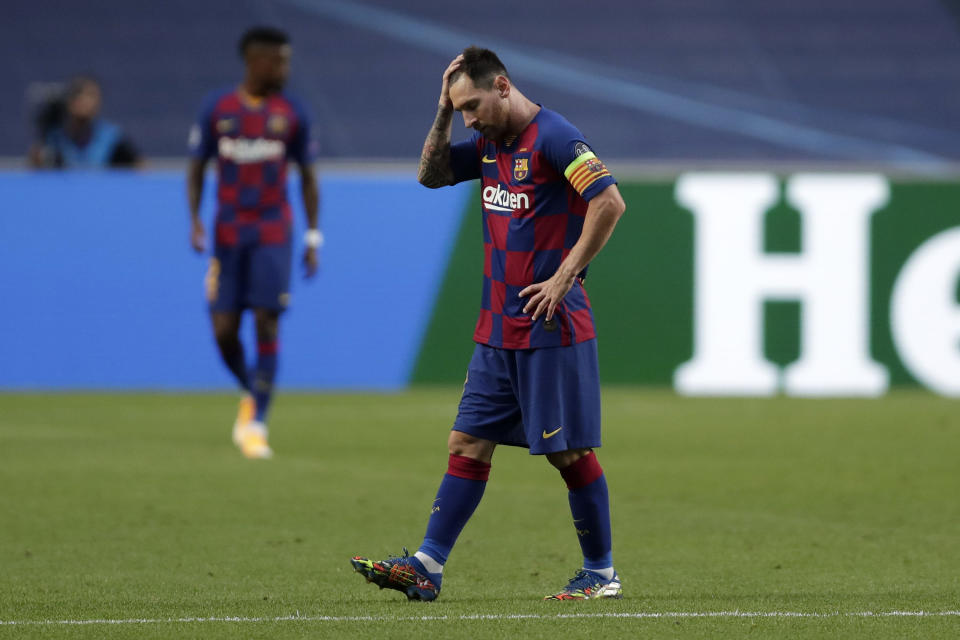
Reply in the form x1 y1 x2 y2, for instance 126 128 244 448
451 46 510 89
238 26 290 57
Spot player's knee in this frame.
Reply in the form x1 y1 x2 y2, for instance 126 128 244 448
211 312 241 345
546 448 592 470
213 324 238 347
448 430 494 462
447 430 474 456
254 310 280 342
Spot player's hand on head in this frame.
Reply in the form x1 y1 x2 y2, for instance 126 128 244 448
190 219 206 253
302 246 319 278
439 54 464 110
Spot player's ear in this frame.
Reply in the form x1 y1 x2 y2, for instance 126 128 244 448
495 76 510 99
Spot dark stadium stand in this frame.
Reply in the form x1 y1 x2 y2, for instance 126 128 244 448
6 0 960 165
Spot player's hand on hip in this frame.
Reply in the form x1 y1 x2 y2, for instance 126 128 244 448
302 246 319 278
439 54 464 110
190 219 206 253
520 272 576 322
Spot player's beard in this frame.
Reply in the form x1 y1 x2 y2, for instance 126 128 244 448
475 123 502 141
260 74 286 94
475 104 509 141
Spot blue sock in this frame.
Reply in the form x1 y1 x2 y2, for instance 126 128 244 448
560 452 613 571
252 341 277 422
417 454 491 582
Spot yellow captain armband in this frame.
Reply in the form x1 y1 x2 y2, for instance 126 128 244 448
563 151 612 196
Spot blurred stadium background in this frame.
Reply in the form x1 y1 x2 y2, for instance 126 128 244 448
7 0 960 163
4 0 960 394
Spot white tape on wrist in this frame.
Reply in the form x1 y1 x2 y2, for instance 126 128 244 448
305 229 324 249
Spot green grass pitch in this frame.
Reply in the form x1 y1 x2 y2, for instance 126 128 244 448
1 389 958 639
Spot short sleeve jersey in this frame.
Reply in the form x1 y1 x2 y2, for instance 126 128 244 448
189 88 312 247
448 106 616 350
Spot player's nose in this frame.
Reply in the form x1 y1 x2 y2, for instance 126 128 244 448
463 113 477 128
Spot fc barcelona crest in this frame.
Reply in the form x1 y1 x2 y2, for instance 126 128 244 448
216 118 236 133
268 114 288 135
585 157 605 173
513 156 530 182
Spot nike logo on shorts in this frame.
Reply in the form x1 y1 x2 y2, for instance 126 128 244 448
542 427 563 439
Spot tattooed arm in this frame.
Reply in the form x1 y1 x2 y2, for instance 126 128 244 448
417 55 463 188
418 105 455 188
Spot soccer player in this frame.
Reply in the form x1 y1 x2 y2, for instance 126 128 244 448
351 47 626 601
187 27 321 459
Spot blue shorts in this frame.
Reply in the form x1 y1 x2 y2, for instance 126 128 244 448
452 339 602 455
206 243 292 313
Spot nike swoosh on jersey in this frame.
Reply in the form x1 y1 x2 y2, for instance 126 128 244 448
481 155 497 163
542 427 563 439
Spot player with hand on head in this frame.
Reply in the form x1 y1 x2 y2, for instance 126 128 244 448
187 26 321 459
351 46 626 601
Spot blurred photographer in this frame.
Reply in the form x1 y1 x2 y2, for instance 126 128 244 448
28 75 141 169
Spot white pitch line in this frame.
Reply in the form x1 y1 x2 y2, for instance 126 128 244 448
2 611 960 625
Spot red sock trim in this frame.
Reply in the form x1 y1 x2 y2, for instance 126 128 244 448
447 454 491 482
257 341 278 356
559 451 604 490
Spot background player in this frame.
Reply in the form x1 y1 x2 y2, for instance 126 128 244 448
187 26 321 459
351 47 626 600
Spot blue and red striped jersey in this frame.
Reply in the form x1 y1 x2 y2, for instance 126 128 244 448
189 88 312 247
448 106 617 350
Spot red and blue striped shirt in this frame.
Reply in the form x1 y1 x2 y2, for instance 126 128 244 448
189 88 312 247
449 106 616 350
